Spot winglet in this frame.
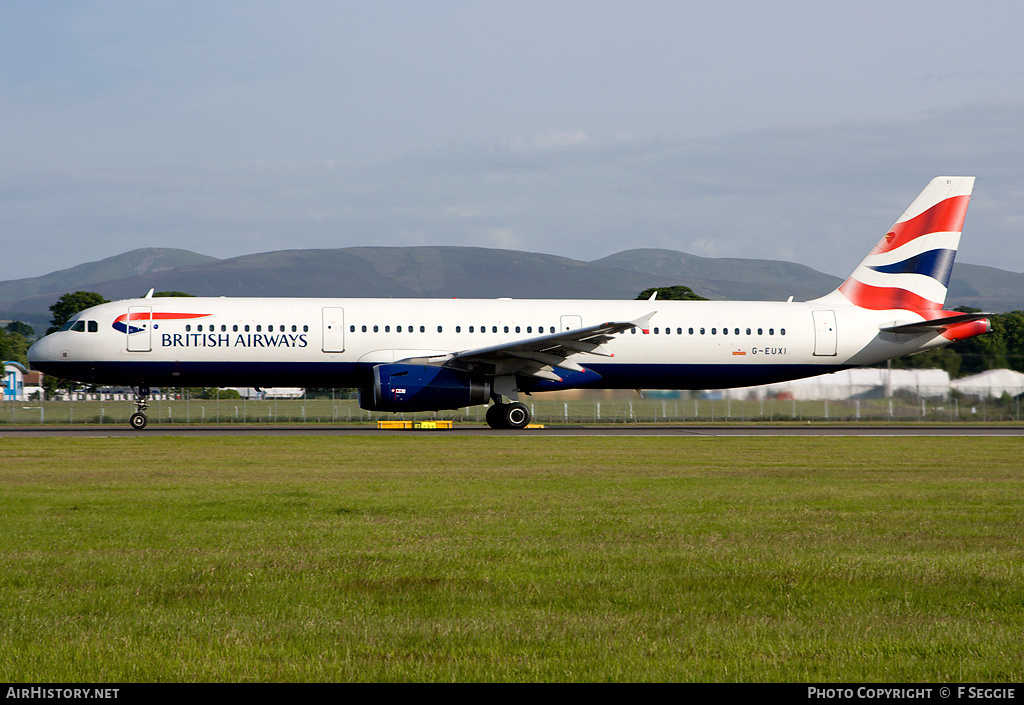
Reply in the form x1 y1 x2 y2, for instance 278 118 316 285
632 311 656 335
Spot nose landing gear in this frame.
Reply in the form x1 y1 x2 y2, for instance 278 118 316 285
130 386 150 430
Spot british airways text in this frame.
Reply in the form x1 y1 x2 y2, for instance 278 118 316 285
160 333 309 348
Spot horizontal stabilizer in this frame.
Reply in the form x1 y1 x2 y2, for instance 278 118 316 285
879 311 991 335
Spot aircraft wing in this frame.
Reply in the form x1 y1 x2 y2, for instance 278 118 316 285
399 311 656 382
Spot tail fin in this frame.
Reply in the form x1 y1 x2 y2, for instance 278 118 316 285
818 176 974 312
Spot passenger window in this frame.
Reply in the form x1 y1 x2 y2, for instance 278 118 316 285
758 328 763 335
361 325 367 332
712 328 717 335
722 328 728 335
769 328 774 335
456 326 461 333
469 326 474 333
396 326 402 333
186 325 192 332
437 326 442 333
504 326 509 333
350 325 355 332
688 328 694 335
781 328 786 336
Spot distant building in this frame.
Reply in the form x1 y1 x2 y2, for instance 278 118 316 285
951 369 1024 398
233 387 305 399
746 368 952 401
4 361 28 401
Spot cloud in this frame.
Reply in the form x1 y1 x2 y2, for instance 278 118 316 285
506 130 590 151
4 103 1023 280
485 227 521 250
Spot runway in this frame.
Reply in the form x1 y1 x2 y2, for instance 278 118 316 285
3 423 1023 438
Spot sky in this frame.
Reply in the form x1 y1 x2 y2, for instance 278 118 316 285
3 0 1024 280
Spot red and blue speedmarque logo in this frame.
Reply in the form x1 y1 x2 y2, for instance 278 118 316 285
113 311 310 349
113 312 212 335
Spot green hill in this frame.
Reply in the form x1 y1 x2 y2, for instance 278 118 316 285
3 246 1021 316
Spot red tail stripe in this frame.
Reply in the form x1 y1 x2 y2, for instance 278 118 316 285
839 279 942 312
872 195 969 255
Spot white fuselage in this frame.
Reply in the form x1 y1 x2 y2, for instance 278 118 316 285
27 296 957 393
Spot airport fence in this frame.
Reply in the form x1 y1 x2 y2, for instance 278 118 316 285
3 393 1022 425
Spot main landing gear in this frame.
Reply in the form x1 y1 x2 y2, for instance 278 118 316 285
485 401 531 430
130 386 150 430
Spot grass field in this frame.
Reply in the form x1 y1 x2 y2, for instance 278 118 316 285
1 436 1021 682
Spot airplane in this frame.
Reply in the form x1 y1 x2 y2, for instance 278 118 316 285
27 176 991 430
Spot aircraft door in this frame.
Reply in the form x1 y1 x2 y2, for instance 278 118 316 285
560 315 583 332
322 307 345 353
812 310 837 356
126 306 153 352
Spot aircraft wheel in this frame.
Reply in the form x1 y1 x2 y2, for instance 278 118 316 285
503 402 531 430
485 403 507 429
130 412 148 430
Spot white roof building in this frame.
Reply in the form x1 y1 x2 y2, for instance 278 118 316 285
4 361 29 401
951 369 1024 398
729 367 952 401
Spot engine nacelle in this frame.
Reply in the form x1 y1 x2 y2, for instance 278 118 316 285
360 363 491 412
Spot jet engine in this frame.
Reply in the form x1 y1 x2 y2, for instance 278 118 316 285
360 363 491 412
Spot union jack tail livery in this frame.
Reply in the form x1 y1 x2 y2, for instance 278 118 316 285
820 176 974 312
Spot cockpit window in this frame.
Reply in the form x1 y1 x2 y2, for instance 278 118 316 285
57 317 98 333
58 316 82 332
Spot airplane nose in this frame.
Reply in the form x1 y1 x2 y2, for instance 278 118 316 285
27 335 62 370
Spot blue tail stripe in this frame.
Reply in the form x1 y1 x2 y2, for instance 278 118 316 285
866 249 957 287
